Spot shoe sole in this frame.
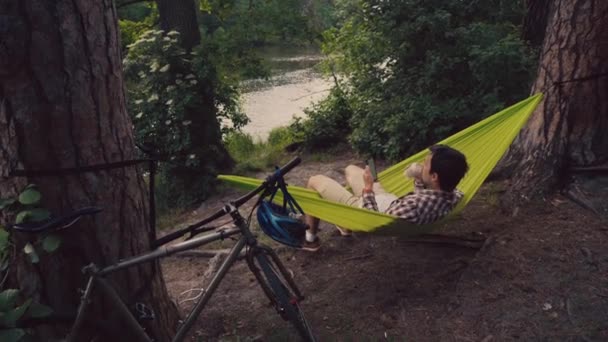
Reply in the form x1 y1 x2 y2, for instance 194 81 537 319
300 244 321 252
334 225 352 237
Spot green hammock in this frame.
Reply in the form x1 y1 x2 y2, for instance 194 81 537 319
219 94 543 236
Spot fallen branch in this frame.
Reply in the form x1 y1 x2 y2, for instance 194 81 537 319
562 188 601 216
398 233 486 249
343 253 373 262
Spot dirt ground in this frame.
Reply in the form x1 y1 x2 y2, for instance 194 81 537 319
160 152 608 341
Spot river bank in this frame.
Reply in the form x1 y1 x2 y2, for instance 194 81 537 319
239 47 332 141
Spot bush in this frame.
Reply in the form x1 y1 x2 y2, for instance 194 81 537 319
123 29 246 207
225 128 299 174
290 88 353 151
318 0 537 161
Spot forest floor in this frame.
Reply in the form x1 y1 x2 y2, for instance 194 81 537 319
160 150 608 341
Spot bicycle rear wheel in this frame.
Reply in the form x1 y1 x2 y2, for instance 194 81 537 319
247 246 316 342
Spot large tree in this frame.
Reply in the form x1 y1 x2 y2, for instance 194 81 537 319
502 0 608 205
0 0 178 340
150 0 234 207
157 0 201 50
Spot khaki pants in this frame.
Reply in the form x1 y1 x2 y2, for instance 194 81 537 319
307 165 392 208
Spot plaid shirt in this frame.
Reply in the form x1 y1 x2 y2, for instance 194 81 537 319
362 180 464 224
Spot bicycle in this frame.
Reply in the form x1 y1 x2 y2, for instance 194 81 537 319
11 157 316 341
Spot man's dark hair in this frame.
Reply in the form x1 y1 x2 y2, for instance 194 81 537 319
428 145 469 192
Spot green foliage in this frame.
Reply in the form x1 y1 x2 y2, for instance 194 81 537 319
289 88 352 151
310 0 537 160
225 128 296 174
0 186 57 266
199 0 332 47
0 188 53 341
124 29 245 207
118 4 158 51
0 288 52 341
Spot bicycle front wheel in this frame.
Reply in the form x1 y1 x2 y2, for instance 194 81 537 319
247 247 316 342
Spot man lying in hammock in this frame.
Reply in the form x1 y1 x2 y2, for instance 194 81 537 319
301 145 469 252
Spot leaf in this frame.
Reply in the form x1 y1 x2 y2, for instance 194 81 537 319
25 302 52 318
15 212 29 224
18 189 41 206
27 209 50 222
0 229 9 252
42 235 61 253
0 290 20 312
0 198 16 210
15 209 49 224
0 328 25 342
0 299 31 327
23 244 38 264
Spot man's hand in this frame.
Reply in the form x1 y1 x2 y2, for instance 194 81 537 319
404 162 422 180
363 165 374 192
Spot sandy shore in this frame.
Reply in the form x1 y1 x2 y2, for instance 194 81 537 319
241 68 332 141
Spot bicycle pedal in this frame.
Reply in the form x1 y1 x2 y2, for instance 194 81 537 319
133 302 155 321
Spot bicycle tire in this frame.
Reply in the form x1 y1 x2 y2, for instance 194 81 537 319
247 247 316 342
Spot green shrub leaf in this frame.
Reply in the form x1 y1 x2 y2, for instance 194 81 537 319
26 302 52 318
27 209 50 222
18 189 41 206
15 212 29 224
0 229 9 252
0 289 20 312
15 209 49 224
42 235 61 253
0 299 31 327
0 328 25 342
0 198 16 210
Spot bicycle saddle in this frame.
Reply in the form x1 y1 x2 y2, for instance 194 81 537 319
11 207 103 233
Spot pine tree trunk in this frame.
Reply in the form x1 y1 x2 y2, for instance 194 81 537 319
155 0 234 207
157 0 201 51
0 1 178 340
502 0 608 205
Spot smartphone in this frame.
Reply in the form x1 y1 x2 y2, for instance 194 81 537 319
366 158 378 181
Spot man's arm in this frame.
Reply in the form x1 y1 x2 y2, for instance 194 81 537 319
361 190 379 211
361 165 379 211
385 198 418 222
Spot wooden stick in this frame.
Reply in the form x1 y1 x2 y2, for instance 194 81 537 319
398 234 486 249
343 253 374 262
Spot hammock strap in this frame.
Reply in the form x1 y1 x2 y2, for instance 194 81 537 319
267 167 305 215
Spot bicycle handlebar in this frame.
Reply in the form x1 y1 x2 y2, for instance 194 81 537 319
233 156 301 207
153 156 301 247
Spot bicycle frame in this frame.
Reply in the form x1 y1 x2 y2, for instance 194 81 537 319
67 203 277 342
64 157 307 341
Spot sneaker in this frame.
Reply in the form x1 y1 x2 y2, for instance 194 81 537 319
334 225 352 237
300 237 321 252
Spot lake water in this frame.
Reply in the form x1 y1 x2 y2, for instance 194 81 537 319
240 47 332 141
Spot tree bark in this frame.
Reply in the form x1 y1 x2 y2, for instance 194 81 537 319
502 0 608 205
156 0 201 51
0 1 178 340
523 0 552 47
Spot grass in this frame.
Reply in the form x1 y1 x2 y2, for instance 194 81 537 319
224 127 301 175
156 207 191 231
